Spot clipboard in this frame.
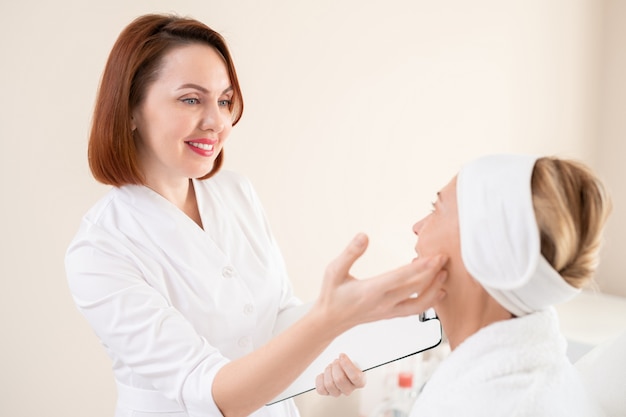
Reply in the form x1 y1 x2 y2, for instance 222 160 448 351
267 303 442 405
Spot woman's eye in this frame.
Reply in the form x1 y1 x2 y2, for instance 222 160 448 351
182 98 200 105
218 99 232 107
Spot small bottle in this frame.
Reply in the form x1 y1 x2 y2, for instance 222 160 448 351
368 371 416 417
390 372 416 417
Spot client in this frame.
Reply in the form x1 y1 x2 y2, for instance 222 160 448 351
409 154 611 417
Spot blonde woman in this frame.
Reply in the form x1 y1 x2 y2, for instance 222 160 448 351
409 154 611 417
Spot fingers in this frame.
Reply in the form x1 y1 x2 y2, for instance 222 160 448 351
314 362 338 396
315 372 329 395
338 353 366 388
315 354 366 397
393 269 448 317
358 256 447 321
377 255 447 299
324 233 369 285
315 242 447 335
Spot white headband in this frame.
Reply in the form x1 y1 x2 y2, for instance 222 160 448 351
456 154 580 316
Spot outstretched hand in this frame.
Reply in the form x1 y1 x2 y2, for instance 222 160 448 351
314 233 447 333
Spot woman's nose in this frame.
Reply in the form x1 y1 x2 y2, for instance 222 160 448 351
200 103 225 133
413 218 425 236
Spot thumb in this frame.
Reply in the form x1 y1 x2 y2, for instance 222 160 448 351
325 233 369 282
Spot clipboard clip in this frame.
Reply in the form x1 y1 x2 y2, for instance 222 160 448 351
419 308 438 322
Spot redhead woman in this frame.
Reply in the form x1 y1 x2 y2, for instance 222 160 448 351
65 14 447 417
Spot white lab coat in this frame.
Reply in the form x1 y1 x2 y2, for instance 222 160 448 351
409 308 605 417
66 171 301 417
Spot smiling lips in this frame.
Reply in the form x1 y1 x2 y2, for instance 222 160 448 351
186 139 217 156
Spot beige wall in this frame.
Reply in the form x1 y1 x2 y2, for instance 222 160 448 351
595 0 626 297
0 1 622 416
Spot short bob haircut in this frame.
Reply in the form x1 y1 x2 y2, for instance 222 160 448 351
88 14 244 186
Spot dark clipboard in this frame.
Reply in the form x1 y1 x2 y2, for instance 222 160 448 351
266 303 442 405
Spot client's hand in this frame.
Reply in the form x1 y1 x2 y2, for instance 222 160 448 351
315 353 366 397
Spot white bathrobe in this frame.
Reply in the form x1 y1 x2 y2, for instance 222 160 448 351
409 308 605 417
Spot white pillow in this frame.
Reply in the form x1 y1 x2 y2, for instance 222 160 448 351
575 329 626 417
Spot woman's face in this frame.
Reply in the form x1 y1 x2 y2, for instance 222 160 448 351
413 176 460 262
131 43 234 188
414 175 513 346
413 176 471 312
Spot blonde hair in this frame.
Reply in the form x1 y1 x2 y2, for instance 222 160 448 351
531 157 612 288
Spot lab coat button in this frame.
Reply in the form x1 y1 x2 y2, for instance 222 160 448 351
238 336 250 348
222 266 235 278
244 304 254 315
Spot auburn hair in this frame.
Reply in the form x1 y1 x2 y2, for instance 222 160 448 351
88 14 244 186
532 157 612 289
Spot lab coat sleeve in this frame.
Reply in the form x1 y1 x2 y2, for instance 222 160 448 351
66 222 228 417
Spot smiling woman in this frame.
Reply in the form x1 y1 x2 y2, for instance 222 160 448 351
64 13 448 417
87 15 243 190
129 43 234 223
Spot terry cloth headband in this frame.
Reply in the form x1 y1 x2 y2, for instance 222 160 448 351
456 154 580 317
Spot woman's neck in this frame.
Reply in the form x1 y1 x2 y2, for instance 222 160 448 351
439 288 513 350
145 178 204 229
